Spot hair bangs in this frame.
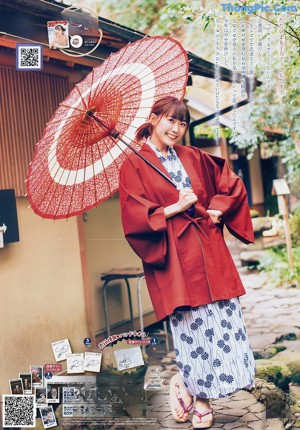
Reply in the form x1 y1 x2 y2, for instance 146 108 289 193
166 102 190 124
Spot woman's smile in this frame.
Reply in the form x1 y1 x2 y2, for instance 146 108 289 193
150 115 187 154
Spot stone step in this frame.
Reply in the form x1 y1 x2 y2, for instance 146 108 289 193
240 250 269 266
265 418 285 429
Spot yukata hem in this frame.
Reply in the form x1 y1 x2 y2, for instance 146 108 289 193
196 378 256 399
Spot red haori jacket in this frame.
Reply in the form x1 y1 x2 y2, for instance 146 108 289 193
119 143 254 321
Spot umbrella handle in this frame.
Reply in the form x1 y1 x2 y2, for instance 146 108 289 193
90 113 176 187
90 113 195 217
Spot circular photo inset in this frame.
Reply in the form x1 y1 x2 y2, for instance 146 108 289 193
70 35 83 48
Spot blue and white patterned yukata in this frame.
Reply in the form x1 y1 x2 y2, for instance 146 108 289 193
147 139 256 399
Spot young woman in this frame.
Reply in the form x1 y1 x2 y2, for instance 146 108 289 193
49 25 68 49
119 96 256 429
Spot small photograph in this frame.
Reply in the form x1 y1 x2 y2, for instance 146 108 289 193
46 384 60 403
39 406 57 429
51 338 72 362
67 353 84 374
84 352 102 373
35 387 47 408
47 20 69 49
9 379 24 395
30 365 44 387
70 35 83 49
20 373 32 394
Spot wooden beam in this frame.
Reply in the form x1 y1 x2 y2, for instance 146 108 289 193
0 35 101 68
0 49 86 81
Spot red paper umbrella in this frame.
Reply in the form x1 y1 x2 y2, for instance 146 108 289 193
26 36 189 219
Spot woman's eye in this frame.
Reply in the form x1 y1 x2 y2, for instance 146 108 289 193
168 118 174 123
181 122 187 127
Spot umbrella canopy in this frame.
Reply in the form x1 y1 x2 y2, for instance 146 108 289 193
26 36 189 219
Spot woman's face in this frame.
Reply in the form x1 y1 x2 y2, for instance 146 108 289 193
54 27 63 35
150 114 188 151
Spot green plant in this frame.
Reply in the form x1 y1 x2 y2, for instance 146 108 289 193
290 211 300 245
194 124 232 140
258 245 300 287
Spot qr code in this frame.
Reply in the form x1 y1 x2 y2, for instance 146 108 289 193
16 44 43 70
20 47 39 67
2 395 36 428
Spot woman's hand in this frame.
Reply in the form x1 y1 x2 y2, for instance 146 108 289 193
164 188 198 219
176 188 198 212
207 209 223 224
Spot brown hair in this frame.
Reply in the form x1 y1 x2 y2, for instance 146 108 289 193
55 24 65 33
135 96 190 142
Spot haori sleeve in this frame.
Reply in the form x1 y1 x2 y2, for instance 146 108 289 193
201 151 254 244
118 157 168 267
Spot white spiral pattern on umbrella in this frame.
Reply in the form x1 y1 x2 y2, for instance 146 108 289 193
48 63 155 185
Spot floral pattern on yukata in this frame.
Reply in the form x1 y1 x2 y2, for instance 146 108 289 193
170 298 256 399
146 140 256 399
146 139 191 189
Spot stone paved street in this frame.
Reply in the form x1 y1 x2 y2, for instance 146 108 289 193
142 371 266 430
139 237 300 430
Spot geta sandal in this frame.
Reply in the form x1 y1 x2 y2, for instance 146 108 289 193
169 376 193 423
192 408 213 429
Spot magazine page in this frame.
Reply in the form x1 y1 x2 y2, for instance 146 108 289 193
47 20 69 49
1 1 299 429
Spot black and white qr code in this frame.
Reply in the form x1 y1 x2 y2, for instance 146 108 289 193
2 395 36 428
16 44 43 70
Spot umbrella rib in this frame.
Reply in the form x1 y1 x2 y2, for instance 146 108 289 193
90 38 140 105
91 37 159 104
83 37 186 137
40 136 82 216
62 122 98 218
31 118 91 209
87 68 95 108
52 141 87 219
93 116 130 194
91 121 122 196
73 84 88 111
102 63 187 112
37 114 97 155
97 59 182 115
90 140 99 207
29 150 67 213
29 131 73 195
39 55 186 170
88 53 118 104
91 113 175 188
64 142 88 218
79 146 88 213
113 55 189 98
36 110 85 149
27 36 189 219
111 37 171 95
58 104 86 114
48 170 70 219
42 114 85 134
107 135 132 184
94 38 184 103
94 140 114 198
